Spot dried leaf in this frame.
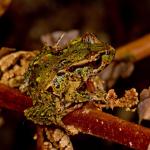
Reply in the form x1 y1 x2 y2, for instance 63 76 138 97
138 87 150 123
100 60 134 88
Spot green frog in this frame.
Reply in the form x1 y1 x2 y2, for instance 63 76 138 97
23 33 115 128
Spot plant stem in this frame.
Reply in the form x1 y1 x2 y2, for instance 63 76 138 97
63 104 150 150
116 34 150 62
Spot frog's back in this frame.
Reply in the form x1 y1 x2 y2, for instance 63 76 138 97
24 49 61 101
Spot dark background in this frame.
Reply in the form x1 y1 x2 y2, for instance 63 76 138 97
0 0 150 49
0 0 150 149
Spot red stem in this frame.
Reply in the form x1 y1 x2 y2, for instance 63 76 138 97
63 104 150 150
0 83 32 112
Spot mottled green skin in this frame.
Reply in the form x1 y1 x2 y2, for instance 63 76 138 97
24 33 115 126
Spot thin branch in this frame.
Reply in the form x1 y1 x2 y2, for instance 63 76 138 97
116 34 150 62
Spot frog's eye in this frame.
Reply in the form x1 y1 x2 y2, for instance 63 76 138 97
82 33 99 44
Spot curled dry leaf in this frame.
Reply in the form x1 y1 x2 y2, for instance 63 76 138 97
41 30 79 47
0 0 11 16
100 59 134 88
0 50 38 88
138 87 150 123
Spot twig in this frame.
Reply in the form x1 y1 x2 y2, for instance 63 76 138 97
115 34 150 62
37 126 44 150
0 83 149 150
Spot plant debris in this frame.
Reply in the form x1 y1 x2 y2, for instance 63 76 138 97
37 126 73 150
0 50 38 88
138 87 150 123
100 60 134 88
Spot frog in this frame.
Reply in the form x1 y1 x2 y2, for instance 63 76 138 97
23 33 115 128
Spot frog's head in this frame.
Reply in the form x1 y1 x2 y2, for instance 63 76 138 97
66 33 116 74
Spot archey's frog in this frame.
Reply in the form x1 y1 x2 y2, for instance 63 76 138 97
23 33 115 127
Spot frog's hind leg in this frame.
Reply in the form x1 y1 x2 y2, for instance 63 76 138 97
24 104 69 128
24 104 55 125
